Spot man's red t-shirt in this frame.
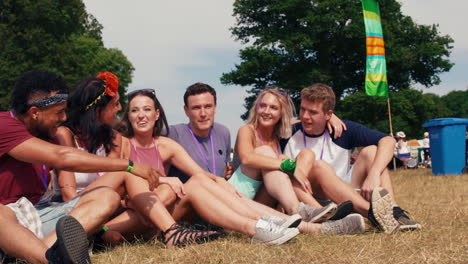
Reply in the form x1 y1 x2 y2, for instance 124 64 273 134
0 112 48 205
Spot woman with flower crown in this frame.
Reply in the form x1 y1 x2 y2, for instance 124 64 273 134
53 72 221 247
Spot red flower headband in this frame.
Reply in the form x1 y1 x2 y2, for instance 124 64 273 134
85 72 119 110
97 71 119 97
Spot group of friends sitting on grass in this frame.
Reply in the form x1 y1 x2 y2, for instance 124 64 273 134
0 70 422 263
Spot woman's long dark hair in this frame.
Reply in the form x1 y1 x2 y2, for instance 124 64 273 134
64 77 117 154
116 89 169 138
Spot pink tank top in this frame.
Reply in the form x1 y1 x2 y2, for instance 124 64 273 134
129 138 166 176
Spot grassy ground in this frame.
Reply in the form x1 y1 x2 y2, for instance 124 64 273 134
92 169 468 264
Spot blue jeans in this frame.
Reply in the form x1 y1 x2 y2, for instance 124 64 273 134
35 195 80 237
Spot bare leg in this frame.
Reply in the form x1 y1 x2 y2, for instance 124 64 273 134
170 176 325 235
83 172 176 232
103 209 153 243
256 146 301 214
191 173 291 219
292 149 324 208
0 204 48 263
176 177 257 236
43 186 120 247
103 184 179 244
306 161 369 217
351 146 397 204
253 184 277 208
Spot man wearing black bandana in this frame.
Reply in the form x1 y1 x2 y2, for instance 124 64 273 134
0 70 160 263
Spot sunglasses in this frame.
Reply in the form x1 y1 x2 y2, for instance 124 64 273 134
265 85 289 96
127 88 156 98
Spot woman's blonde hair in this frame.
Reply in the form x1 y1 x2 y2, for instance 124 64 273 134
246 87 296 139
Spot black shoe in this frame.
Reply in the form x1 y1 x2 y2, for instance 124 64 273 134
46 216 91 264
161 222 223 248
329 200 354 221
393 206 422 231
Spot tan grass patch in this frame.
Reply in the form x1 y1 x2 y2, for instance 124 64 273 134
92 169 468 264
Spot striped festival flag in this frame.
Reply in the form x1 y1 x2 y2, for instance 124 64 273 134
362 0 389 97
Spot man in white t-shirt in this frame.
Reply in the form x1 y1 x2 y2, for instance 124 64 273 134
283 83 421 232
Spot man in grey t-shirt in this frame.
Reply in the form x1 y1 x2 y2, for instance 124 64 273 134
168 83 231 183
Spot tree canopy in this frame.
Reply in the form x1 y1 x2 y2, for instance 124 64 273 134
221 0 454 120
335 89 457 139
0 0 134 110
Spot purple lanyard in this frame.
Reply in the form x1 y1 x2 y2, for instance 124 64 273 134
39 165 48 190
256 127 280 154
187 124 216 173
130 138 162 170
302 129 328 160
10 111 49 189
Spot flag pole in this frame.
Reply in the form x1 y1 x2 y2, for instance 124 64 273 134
387 97 396 170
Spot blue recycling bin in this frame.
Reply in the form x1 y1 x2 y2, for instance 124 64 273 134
423 118 468 175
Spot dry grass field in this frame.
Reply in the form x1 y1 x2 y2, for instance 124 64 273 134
92 169 468 264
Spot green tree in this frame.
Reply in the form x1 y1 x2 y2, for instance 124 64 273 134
221 0 454 119
441 90 468 118
65 35 134 106
335 90 452 139
0 0 133 110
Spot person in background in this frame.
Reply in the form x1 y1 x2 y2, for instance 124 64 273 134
422 132 431 166
396 131 410 169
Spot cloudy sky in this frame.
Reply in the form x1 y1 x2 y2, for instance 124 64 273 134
83 0 467 141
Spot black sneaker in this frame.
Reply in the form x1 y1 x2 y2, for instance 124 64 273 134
329 200 354 221
393 206 422 231
46 216 91 264
368 187 399 233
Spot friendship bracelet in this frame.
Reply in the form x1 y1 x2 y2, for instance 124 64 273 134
96 226 109 238
127 160 134 172
280 158 296 174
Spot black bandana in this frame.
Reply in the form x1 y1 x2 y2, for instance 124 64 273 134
28 93 68 108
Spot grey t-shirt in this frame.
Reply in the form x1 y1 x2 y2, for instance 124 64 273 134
167 123 231 183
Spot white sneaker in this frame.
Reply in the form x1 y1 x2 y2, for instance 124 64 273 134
252 219 299 245
261 214 302 229
298 202 337 223
320 214 366 235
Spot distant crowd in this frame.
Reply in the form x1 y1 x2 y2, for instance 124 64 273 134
393 131 431 169
0 70 421 263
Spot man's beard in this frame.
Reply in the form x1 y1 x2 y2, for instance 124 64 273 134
36 124 53 141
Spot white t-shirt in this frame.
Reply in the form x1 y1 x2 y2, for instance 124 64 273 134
283 120 387 183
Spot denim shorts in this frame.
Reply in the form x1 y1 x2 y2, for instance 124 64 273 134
35 195 80 237
228 167 262 199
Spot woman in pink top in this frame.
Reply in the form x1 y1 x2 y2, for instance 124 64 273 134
55 73 220 248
